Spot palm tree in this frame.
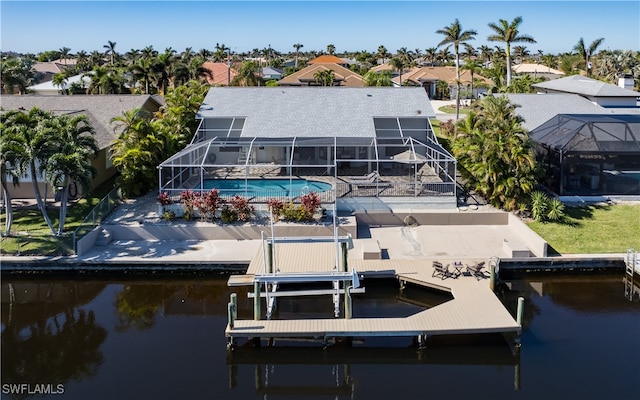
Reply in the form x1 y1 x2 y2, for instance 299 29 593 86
52 73 69 95
377 45 391 64
103 40 117 65
152 51 175 94
424 47 438 66
0 112 29 236
388 57 407 86
41 115 98 235
574 37 604 77
314 69 335 86
231 60 261 86
478 45 493 65
436 18 478 119
512 45 530 64
461 59 483 99
487 16 536 86
293 43 304 68
75 50 90 72
130 58 154 94
1 56 35 94
326 44 336 55
58 47 71 64
2 108 57 234
363 70 393 87
85 66 124 94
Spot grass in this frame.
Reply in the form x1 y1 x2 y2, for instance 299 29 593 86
0 177 118 256
527 203 640 255
438 105 471 115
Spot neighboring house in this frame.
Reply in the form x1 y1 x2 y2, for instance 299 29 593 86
532 75 640 107
1 95 164 199
26 73 91 95
158 87 457 210
503 93 640 196
202 62 237 86
32 59 77 83
512 63 565 80
392 66 492 99
261 66 284 81
307 55 350 67
278 63 364 87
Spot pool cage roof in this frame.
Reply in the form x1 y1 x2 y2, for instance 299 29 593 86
159 135 455 169
531 114 640 153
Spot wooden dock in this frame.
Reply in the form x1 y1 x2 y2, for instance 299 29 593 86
226 242 521 344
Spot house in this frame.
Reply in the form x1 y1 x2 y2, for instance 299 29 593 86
202 62 237 86
1 95 164 199
278 63 364 87
26 73 91 95
392 66 492 99
32 59 77 83
503 93 640 196
158 87 457 211
307 55 350 68
532 75 640 108
261 66 284 81
512 63 565 80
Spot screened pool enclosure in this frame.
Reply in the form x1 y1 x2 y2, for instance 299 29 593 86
158 133 456 204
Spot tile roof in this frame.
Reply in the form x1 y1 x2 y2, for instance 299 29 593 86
196 87 435 138
393 66 491 85
532 75 640 97
202 62 238 86
1 95 163 149
308 55 348 65
512 63 564 75
278 64 364 87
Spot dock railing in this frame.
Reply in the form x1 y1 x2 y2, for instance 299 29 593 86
72 187 121 254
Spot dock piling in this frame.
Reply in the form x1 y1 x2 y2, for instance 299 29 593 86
253 282 261 321
267 242 273 274
515 296 524 345
489 263 496 291
341 242 348 272
345 285 352 319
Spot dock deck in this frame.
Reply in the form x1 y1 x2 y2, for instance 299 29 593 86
226 242 521 342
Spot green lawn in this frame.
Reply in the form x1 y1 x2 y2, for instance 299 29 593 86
527 203 640 255
438 105 471 115
0 178 117 256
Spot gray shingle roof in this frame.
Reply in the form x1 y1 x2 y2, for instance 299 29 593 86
196 87 435 138
505 93 603 131
532 75 640 97
1 95 163 149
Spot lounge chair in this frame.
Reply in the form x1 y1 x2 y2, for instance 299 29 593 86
431 261 452 280
347 170 378 184
466 261 486 280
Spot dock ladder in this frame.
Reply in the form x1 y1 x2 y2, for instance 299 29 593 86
625 249 638 277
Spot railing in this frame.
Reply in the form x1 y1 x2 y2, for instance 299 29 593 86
335 182 455 198
72 187 121 254
158 188 337 205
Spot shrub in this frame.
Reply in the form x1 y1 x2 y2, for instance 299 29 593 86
180 190 199 220
300 191 321 220
228 195 255 222
157 192 173 206
196 189 224 221
546 198 565 222
161 209 176 221
220 206 236 223
267 198 284 222
530 191 565 223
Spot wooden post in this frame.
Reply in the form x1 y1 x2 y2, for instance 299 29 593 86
253 281 261 321
266 242 273 274
341 242 348 272
227 301 235 329
230 293 237 321
345 285 352 319
489 263 496 291
515 296 525 346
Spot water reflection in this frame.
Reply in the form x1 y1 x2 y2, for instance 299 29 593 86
1 282 107 395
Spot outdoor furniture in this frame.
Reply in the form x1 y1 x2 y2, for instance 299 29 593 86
466 261 486 280
452 261 463 278
347 170 379 184
432 261 452 280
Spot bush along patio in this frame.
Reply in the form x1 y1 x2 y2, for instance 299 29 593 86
158 190 323 224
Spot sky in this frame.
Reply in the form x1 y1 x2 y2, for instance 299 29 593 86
1 1 639 56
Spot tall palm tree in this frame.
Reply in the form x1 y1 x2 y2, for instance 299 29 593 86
436 19 477 119
58 47 71 64
487 16 536 86
389 57 407 86
152 51 175 94
2 108 57 234
41 115 98 235
326 44 336 55
293 43 304 68
363 70 393 87
52 73 69 95
424 47 438 66
574 37 604 77
377 45 391 64
103 40 117 65
130 58 154 94
461 59 483 99
0 112 29 236
231 60 261 86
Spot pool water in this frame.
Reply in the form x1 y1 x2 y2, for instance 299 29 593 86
195 178 332 197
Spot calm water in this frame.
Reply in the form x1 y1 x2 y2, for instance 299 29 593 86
1 273 639 399
195 179 332 198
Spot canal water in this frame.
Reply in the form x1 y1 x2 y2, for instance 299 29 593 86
1 272 638 399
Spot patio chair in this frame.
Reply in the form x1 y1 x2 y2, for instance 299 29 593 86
466 261 487 280
347 170 378 183
431 261 452 280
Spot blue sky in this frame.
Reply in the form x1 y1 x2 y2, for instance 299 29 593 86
1 1 638 55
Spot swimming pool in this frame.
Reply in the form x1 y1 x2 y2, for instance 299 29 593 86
195 178 332 198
